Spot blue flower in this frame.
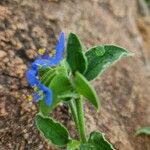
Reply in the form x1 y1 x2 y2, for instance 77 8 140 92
32 32 65 69
26 32 65 106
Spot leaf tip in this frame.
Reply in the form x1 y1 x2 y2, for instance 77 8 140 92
126 51 135 57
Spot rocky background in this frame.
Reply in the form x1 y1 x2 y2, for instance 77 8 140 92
0 0 150 150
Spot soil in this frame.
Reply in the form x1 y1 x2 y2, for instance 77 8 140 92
0 0 150 150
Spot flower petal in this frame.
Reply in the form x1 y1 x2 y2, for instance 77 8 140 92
45 89 53 106
32 57 60 68
26 69 39 86
31 58 51 69
40 54 51 59
50 32 65 65
38 83 53 106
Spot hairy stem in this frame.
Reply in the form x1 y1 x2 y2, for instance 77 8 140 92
69 100 79 132
76 96 87 143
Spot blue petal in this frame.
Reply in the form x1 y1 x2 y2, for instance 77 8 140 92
26 69 39 86
40 55 51 59
37 51 52 60
45 89 53 106
50 32 65 65
31 58 51 69
38 84 53 106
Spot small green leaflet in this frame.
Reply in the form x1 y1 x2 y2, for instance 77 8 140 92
38 98 55 116
66 33 87 74
38 67 51 77
80 131 115 150
84 45 132 81
40 69 56 86
35 114 70 146
67 140 80 150
39 65 67 86
73 71 100 110
136 127 150 135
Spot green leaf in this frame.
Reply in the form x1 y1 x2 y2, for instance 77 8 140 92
80 131 115 150
79 144 93 150
38 98 55 116
66 33 87 74
136 127 150 135
39 73 74 115
84 45 132 80
38 67 51 77
39 65 67 86
49 73 73 95
35 114 70 146
67 140 80 150
73 71 100 109
40 68 56 86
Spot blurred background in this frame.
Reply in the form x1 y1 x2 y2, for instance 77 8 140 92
0 0 150 150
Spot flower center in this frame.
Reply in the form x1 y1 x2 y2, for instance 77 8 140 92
33 85 38 92
38 48 46 55
28 95 33 102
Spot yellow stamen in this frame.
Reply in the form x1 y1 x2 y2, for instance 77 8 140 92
28 95 33 102
33 86 38 92
38 48 46 55
49 49 56 57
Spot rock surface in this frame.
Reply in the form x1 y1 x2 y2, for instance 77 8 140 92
0 0 150 150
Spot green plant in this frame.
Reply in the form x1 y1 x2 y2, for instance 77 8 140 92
26 32 132 149
145 0 150 8
136 127 150 136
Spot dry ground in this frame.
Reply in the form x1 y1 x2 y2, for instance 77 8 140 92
0 0 150 150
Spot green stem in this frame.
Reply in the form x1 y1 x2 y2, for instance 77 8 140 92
76 96 87 143
69 100 79 132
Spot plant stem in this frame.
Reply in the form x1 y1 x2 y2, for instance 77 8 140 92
69 100 79 131
76 96 87 143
